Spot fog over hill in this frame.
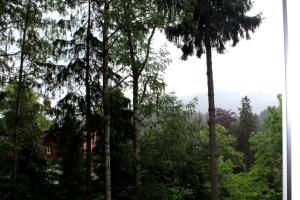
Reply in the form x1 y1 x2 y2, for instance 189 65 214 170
179 89 280 115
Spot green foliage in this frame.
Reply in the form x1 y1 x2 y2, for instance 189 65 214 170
140 94 256 200
163 0 262 60
220 96 282 200
92 87 134 200
1 83 51 130
56 115 85 200
236 96 258 169
0 83 51 199
141 95 209 200
114 0 171 100
215 108 237 134
197 125 244 170
0 0 56 89
0 1 282 199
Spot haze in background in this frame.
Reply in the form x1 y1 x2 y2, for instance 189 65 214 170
153 0 284 114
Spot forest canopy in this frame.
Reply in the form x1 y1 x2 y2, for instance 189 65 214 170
0 1 281 200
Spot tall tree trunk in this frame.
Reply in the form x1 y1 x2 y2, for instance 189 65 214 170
127 30 142 198
85 0 92 199
133 71 141 198
11 1 30 199
204 27 219 200
102 1 111 200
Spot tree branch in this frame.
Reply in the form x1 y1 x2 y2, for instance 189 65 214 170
108 33 121 51
108 27 121 40
112 74 130 89
138 77 151 105
0 51 21 57
138 25 156 76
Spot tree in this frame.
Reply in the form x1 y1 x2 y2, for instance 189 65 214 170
93 87 134 200
220 96 282 200
141 94 209 200
84 1 93 198
53 104 85 200
46 1 130 198
0 0 14 86
0 1 55 197
215 108 237 134
237 96 257 169
116 1 168 197
159 1 261 199
44 1 104 197
101 1 112 199
0 84 51 200
249 95 282 199
141 94 244 200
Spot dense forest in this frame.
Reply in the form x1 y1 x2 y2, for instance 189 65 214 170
0 0 281 200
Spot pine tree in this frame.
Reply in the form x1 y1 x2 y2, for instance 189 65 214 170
157 0 261 199
237 96 257 170
56 109 85 200
43 0 108 197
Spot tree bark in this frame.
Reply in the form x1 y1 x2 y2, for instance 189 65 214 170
102 1 111 200
204 26 219 200
126 29 142 198
12 1 30 199
85 0 92 199
133 71 142 198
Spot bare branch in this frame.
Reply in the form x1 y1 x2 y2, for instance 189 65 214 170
108 33 121 51
138 25 156 76
108 27 121 40
138 77 151 105
112 74 130 89
0 51 21 57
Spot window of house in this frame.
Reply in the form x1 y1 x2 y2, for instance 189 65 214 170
47 146 51 155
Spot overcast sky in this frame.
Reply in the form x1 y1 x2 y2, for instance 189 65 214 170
152 0 285 114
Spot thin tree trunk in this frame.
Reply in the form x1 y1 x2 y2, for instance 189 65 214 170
11 1 30 199
133 72 141 198
85 0 92 199
204 27 219 200
102 1 111 200
127 29 142 198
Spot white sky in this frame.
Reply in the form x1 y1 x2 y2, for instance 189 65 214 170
152 0 285 113
45 0 285 114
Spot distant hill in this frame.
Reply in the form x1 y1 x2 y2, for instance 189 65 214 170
179 89 280 114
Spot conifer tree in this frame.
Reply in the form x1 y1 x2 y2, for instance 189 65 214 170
43 1 105 198
55 103 85 200
237 96 257 169
157 0 261 199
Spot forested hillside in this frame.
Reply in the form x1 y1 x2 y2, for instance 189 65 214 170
0 0 281 200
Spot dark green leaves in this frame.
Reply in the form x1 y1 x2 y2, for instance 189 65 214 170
164 0 262 59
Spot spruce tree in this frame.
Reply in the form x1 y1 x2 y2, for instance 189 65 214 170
43 0 108 198
157 0 261 199
237 96 257 170
56 108 85 200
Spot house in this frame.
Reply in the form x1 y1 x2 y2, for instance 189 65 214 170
42 130 97 161
42 130 58 160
